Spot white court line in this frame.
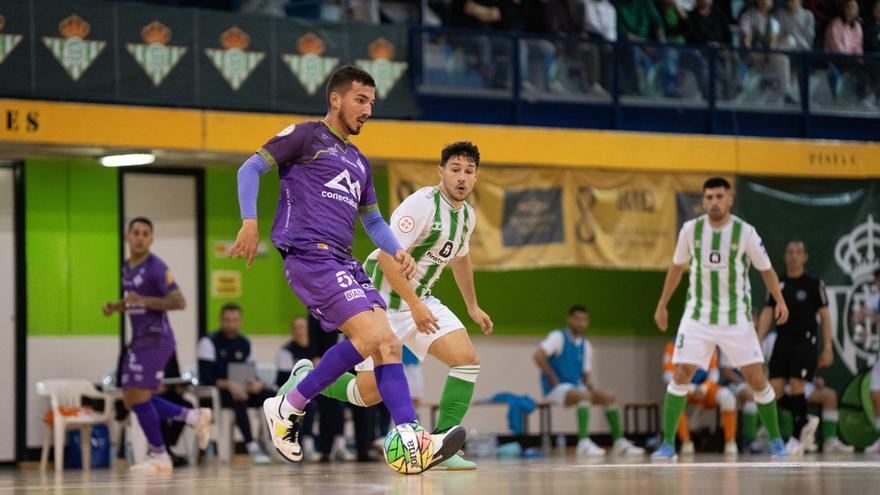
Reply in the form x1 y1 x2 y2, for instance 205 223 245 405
558 461 880 470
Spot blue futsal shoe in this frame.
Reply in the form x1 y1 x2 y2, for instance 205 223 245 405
769 438 788 459
650 443 677 461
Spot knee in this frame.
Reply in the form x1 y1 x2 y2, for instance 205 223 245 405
672 365 696 385
375 333 402 362
351 332 382 357
449 352 480 368
717 388 736 411
825 389 838 409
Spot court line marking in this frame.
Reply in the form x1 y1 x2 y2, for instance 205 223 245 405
558 461 880 470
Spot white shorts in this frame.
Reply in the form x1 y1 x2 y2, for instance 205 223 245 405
673 318 764 370
871 361 880 392
404 364 425 400
544 383 588 407
355 296 465 372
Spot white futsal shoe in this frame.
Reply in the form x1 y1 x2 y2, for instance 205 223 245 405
576 438 605 456
612 438 645 456
130 451 173 474
786 437 804 456
823 438 854 453
799 415 820 453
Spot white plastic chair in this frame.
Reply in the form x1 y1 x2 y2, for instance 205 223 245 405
36 379 114 473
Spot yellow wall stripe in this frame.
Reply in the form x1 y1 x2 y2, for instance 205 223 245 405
2 98 878 177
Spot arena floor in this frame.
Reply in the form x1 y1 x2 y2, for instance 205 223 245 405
5 454 880 495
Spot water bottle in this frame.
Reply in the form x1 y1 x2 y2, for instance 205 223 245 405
541 432 551 455
556 434 567 454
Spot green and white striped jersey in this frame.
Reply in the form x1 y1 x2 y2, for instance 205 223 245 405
364 186 476 311
673 214 772 326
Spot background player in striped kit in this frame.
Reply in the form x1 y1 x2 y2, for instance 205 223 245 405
652 177 790 460
855 269 880 454
279 141 491 470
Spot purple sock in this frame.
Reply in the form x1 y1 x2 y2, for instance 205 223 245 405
131 401 165 452
375 363 417 425
150 396 188 421
286 339 364 411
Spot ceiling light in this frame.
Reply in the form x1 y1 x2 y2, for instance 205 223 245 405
100 153 155 167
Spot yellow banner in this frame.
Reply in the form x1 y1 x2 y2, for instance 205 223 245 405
390 163 719 270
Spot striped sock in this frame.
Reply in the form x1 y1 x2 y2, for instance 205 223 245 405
435 365 479 432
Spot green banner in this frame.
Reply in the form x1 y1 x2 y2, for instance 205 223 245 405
738 177 880 392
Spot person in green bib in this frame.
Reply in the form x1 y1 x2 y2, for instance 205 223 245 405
653 177 790 460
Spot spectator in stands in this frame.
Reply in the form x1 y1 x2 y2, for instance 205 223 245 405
776 0 816 49
803 0 837 41
239 0 289 16
825 0 863 54
499 0 532 31
686 0 731 45
616 0 667 41
741 0 798 103
276 316 317 460
451 0 502 27
520 0 586 93
866 0 880 52
197 303 273 464
685 0 732 98
581 0 616 96
660 0 689 44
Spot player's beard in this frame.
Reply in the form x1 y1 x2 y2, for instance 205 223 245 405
339 108 363 136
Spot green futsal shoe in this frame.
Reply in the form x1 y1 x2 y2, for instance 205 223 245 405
438 452 476 470
277 359 314 396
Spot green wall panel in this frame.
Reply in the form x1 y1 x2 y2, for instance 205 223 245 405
26 159 119 335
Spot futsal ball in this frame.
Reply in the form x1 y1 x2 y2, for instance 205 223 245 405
383 423 433 474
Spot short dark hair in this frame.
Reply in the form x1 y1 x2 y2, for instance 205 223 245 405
326 65 375 104
221 303 242 315
786 239 808 253
441 141 480 168
703 177 731 190
568 305 588 316
128 216 153 232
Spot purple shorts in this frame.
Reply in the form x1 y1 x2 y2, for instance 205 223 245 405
284 249 386 331
121 332 175 391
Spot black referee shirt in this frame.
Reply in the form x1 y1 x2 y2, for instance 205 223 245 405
766 273 828 338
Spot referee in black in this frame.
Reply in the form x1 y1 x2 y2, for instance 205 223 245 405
757 240 833 455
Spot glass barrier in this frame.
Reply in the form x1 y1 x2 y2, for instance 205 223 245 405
808 53 880 116
519 38 614 102
714 48 803 110
616 43 709 107
418 31 514 97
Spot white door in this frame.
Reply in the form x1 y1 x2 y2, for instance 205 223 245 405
0 168 16 461
123 173 199 371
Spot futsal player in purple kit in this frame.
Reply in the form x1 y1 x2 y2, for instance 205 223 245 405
229 65 466 470
103 217 212 474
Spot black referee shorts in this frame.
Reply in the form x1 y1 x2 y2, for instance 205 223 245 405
768 332 818 382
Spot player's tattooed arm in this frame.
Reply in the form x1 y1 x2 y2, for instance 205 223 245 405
760 268 789 325
377 251 438 334
654 263 687 331
122 289 186 311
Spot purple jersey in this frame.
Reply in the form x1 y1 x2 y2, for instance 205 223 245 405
257 121 379 254
122 253 179 339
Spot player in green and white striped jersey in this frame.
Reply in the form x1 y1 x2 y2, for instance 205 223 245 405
278 142 493 470
652 177 790 460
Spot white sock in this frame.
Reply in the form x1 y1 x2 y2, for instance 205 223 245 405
247 441 261 454
280 395 303 416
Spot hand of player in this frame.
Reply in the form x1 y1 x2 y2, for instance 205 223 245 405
654 305 669 332
122 292 146 307
774 301 789 325
229 219 260 268
228 382 248 401
394 249 416 280
548 374 560 387
819 347 834 368
246 379 264 395
692 385 706 401
469 306 494 335
411 301 439 334
102 302 122 316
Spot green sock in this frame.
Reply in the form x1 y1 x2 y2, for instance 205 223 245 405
780 409 793 440
435 366 478 432
742 412 758 443
321 372 356 403
577 405 590 439
605 408 623 440
823 418 838 439
663 392 688 446
757 400 782 441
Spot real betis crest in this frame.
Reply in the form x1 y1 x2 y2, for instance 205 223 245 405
282 33 338 96
126 21 187 87
204 26 264 91
355 38 407 99
42 14 106 82
0 16 22 65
